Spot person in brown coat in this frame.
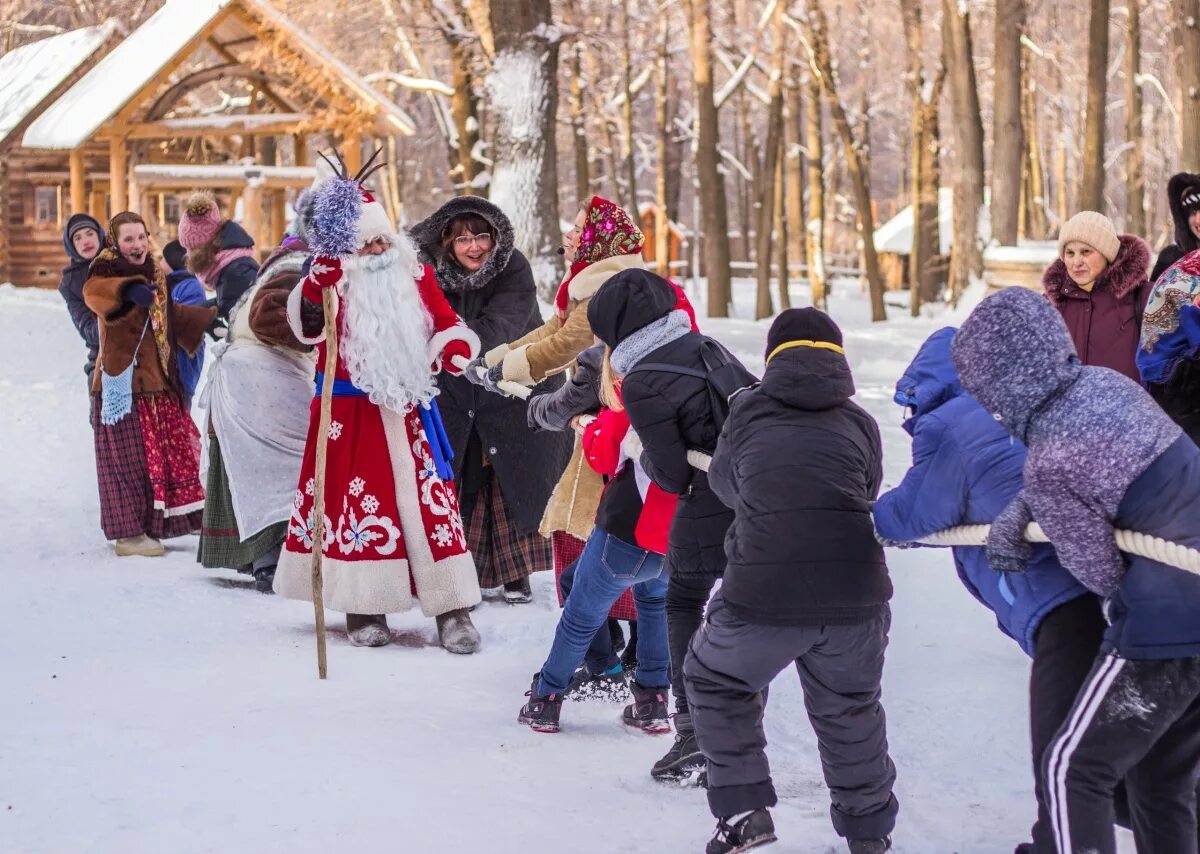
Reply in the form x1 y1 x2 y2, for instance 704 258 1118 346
1042 211 1151 382
84 212 216 557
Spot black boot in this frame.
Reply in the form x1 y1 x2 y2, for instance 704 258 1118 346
253 564 276 594
518 673 564 733
620 622 638 673
651 712 706 782
623 682 671 733
706 809 776 854
608 618 626 654
847 838 891 854
565 663 629 702
502 576 533 604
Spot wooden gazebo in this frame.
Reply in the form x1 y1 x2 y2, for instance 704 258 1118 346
1 0 414 287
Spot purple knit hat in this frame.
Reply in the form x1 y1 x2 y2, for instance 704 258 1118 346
178 192 222 250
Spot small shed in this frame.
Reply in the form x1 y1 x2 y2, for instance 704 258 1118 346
1 0 416 287
638 202 687 272
873 187 954 291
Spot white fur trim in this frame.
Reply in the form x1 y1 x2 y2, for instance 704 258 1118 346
428 324 481 370
567 254 644 302
501 344 535 386
356 200 395 249
286 281 333 346
484 342 510 367
274 547 415 614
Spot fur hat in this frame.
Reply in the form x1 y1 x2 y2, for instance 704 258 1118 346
1058 211 1120 262
766 307 843 361
179 192 222 251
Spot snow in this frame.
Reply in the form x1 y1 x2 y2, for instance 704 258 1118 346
0 21 116 145
0 279 1136 854
983 241 1061 265
873 188 955 255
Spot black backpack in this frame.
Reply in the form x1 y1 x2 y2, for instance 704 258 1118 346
625 337 757 438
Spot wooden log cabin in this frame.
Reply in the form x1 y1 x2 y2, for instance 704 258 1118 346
0 0 415 288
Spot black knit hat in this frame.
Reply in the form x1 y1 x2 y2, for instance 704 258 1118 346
587 268 678 348
765 307 843 361
162 239 188 273
1183 186 1200 217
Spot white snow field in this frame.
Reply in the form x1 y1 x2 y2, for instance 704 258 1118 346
0 280 1133 854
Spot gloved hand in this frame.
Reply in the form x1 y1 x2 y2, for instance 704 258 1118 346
122 281 156 307
987 493 1034 573
301 254 344 302
462 355 489 387
438 339 473 375
480 364 506 395
206 315 228 341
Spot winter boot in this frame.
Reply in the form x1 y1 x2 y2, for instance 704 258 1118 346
623 682 672 733
114 534 165 557
253 564 276 594
565 663 629 702
651 712 706 782
346 613 391 647
847 838 891 854
706 809 777 854
518 673 564 733
620 626 638 673
608 618 626 654
502 577 533 604
436 608 481 654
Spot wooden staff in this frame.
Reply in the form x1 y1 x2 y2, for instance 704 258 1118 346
308 286 338 679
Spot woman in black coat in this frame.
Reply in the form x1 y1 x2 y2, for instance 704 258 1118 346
587 268 757 783
1150 173 1200 283
410 197 573 603
58 213 107 385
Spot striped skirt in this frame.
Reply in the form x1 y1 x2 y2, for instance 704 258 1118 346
467 468 554 589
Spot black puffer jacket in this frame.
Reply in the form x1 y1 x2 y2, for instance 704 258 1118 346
211 221 260 320
1150 172 1200 282
410 196 572 534
58 213 105 380
708 345 890 626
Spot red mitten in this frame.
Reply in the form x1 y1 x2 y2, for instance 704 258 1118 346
439 338 473 375
301 255 344 302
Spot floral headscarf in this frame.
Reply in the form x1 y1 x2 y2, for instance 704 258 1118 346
574 196 644 265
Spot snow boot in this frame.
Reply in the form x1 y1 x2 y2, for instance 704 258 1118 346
114 534 165 557
518 673 564 733
623 682 672 733
651 712 706 782
608 618 626 654
619 626 638 673
253 564 276 594
706 809 777 854
346 613 391 647
847 838 891 854
565 663 629 702
436 607 481 654
502 577 533 604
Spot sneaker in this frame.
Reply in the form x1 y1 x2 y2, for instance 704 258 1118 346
651 714 706 782
502 577 533 604
253 564 276 594
565 663 629 702
436 608 481 654
518 673 563 733
847 838 891 854
347 613 390 647
707 809 776 854
623 682 671 733
114 534 165 557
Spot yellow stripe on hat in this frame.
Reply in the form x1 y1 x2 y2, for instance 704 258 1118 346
766 339 845 364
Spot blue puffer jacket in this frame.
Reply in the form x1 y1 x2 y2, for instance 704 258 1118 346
167 269 206 401
873 327 1087 655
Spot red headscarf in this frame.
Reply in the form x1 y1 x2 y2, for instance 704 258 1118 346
554 196 645 318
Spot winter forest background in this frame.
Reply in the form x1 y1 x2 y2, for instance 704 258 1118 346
2 0 1198 321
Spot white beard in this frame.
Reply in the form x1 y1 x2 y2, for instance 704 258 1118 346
339 238 435 414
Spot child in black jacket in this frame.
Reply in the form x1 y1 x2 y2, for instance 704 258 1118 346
686 308 897 854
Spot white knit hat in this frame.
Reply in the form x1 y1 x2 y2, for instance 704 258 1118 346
1058 211 1120 262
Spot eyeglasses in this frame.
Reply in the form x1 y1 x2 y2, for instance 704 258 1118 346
453 233 494 248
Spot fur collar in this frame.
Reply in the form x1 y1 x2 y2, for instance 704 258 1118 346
568 254 644 303
1042 234 1150 303
408 196 516 293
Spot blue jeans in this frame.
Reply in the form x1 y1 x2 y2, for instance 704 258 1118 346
538 528 668 696
558 558 619 674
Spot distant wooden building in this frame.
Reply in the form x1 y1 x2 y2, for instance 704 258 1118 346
638 202 687 273
872 188 954 292
0 0 415 288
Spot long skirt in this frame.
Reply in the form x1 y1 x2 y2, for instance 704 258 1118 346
466 466 554 588
92 393 204 541
197 432 287 569
552 530 637 621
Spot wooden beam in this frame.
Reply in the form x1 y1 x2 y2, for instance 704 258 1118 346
205 37 295 113
293 134 308 166
101 114 316 141
69 149 86 214
109 137 127 213
343 130 362 174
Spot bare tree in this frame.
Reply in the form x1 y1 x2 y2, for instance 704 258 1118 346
992 0 1026 245
1175 0 1200 171
619 0 642 229
754 0 786 319
1124 0 1146 236
942 0 985 300
805 73 828 309
568 40 591 206
1080 0 1110 211
655 16 671 277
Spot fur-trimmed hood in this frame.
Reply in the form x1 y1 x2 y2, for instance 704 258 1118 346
1168 172 1200 256
409 196 515 293
1042 233 1150 303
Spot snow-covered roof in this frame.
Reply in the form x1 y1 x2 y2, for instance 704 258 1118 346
0 21 116 146
982 241 1060 265
873 188 955 256
134 163 315 185
23 0 414 150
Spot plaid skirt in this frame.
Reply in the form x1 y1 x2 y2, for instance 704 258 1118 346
551 530 638 622
92 394 203 541
467 468 554 589
197 432 287 570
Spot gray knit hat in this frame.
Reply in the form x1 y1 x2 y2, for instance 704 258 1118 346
1058 211 1120 262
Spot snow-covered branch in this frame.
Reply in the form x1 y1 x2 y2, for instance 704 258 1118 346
364 71 454 97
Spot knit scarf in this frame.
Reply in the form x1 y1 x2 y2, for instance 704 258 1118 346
193 246 255 291
610 309 693 376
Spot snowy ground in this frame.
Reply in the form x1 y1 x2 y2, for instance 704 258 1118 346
0 279 1132 853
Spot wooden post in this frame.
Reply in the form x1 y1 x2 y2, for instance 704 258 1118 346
309 287 338 680
109 138 127 214
69 149 86 215
294 134 308 166
242 183 264 250
89 190 106 220
270 189 287 249
343 131 362 174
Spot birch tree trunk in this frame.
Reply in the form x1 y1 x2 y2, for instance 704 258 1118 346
1081 0 1111 212
1125 0 1146 236
942 0 985 299
992 0 1026 245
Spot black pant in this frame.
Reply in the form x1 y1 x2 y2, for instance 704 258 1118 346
667 571 719 715
1043 654 1200 854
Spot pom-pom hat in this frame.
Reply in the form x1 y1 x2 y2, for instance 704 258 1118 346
179 191 222 250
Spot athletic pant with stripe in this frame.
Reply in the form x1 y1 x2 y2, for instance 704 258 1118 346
1042 653 1200 854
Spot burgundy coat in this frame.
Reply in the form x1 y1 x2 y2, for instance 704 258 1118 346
1042 234 1151 381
